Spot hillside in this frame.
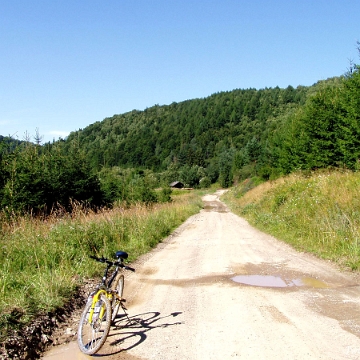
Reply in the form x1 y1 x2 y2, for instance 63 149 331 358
1 67 360 358
62 70 358 189
223 169 360 270
64 85 310 173
1 67 359 213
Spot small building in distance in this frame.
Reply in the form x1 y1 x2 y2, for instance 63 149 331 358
170 181 184 189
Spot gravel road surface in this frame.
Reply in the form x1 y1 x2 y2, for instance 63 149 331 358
42 190 360 359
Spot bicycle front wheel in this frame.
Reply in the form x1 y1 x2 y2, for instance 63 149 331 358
77 293 112 355
111 274 124 323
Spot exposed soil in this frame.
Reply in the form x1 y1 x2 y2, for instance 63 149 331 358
0 278 97 359
6 190 360 359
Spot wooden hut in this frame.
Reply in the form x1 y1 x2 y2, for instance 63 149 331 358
170 181 184 189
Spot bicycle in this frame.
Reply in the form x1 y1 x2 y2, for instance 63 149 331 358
77 250 135 355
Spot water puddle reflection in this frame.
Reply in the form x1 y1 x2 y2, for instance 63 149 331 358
231 275 329 288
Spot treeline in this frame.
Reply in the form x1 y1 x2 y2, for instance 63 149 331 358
64 84 309 188
272 72 360 173
0 140 171 214
65 66 359 187
1 55 359 214
67 85 308 171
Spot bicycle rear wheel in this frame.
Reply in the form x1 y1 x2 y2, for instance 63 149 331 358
111 274 124 323
77 293 112 355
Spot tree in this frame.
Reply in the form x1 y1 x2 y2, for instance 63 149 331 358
218 149 235 188
337 66 360 168
0 142 103 214
303 86 342 168
33 128 44 145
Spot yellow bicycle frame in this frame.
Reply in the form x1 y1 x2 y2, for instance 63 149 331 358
88 289 113 323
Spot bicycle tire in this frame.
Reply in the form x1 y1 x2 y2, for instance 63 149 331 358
111 274 124 323
77 293 112 355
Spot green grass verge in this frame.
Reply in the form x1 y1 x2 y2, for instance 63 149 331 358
222 170 360 271
0 191 203 339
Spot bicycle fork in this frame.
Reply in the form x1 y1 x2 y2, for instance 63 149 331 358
88 290 111 324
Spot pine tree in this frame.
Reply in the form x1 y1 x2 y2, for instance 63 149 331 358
337 66 360 168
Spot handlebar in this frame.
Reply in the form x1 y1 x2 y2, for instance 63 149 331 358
90 255 135 272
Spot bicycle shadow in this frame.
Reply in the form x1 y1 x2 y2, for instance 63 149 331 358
93 310 183 357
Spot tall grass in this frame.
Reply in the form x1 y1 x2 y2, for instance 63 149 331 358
223 170 360 270
0 191 202 338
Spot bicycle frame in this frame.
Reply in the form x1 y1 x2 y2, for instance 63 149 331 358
87 260 121 323
88 289 108 323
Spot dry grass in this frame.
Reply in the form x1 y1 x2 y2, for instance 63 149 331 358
0 191 203 338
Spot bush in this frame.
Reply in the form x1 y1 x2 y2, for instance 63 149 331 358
199 177 211 188
157 187 172 202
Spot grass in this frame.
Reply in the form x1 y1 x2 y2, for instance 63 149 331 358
0 191 203 339
222 169 360 271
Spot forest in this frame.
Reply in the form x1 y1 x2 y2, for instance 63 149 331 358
0 57 359 214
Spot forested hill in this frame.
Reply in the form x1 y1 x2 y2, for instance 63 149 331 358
66 84 310 172
1 68 359 214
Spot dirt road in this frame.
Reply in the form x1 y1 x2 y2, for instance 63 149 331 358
43 190 360 359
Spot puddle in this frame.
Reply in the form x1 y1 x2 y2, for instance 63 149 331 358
231 275 329 288
203 202 228 213
41 338 143 360
41 342 91 359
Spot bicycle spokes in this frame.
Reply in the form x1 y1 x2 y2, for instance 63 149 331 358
77 294 112 355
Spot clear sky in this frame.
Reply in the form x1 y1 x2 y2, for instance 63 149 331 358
1 1 359 143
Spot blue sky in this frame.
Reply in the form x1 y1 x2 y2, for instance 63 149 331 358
1 1 359 143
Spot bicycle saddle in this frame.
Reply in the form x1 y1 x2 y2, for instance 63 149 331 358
115 250 128 260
